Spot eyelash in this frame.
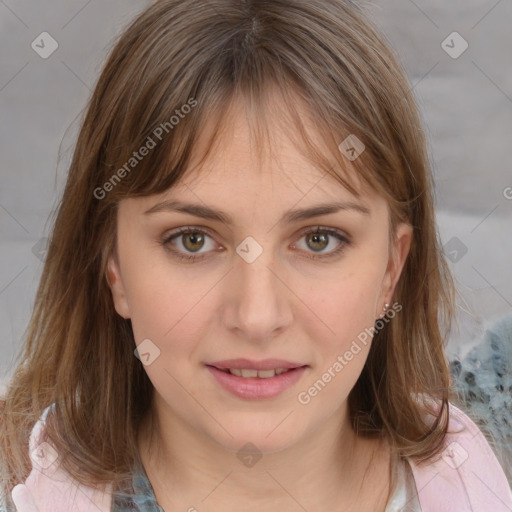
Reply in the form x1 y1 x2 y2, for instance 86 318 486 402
160 226 350 263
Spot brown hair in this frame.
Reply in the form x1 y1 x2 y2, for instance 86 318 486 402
0 0 456 501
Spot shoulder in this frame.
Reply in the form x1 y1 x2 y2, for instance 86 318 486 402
9 404 113 512
407 401 512 512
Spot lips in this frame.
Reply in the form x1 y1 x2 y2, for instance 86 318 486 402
205 359 309 399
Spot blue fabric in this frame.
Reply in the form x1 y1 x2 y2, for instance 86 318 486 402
450 313 512 483
111 460 164 512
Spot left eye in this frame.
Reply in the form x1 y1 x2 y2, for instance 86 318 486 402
292 227 349 258
161 226 350 262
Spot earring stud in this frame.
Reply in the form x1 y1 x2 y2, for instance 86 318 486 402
380 303 390 318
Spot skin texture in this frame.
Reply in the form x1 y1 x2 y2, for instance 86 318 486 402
108 94 412 511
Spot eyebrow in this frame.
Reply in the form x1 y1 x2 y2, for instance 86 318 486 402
144 199 371 224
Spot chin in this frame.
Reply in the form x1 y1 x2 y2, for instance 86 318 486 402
204 413 306 455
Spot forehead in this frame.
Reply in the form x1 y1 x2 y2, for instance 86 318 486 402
139 142 386 230
180 90 368 201
119 88 389 223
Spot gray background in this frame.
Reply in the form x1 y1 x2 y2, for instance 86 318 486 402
1 0 511 386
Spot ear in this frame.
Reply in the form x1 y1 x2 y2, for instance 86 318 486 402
107 254 131 319
377 222 412 316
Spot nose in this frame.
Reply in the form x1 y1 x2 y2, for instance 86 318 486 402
221 239 294 343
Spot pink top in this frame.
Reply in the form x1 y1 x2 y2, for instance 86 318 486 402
8 402 512 511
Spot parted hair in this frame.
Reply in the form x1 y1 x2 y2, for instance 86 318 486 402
0 0 456 500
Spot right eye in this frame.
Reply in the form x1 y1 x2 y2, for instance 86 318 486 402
160 227 221 262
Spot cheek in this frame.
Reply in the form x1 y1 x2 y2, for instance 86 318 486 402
127 271 191 341
126 278 174 342
122 254 217 362
125 265 209 394
295 266 384 411
303 261 384 351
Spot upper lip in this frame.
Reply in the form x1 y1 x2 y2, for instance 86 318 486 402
207 359 307 371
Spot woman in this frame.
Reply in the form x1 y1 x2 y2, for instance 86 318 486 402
1 1 511 510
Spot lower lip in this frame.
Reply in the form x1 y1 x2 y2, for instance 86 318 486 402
206 365 308 399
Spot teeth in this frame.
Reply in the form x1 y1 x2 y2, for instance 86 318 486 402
227 368 290 378
256 369 276 378
241 369 259 378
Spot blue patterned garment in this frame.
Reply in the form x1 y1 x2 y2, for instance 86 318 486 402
111 460 164 512
449 313 512 484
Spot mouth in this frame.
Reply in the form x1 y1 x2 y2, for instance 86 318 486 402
205 359 309 399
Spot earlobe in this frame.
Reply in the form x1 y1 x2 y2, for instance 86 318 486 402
379 223 413 312
107 255 131 319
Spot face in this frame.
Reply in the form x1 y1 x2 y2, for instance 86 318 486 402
107 94 412 455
